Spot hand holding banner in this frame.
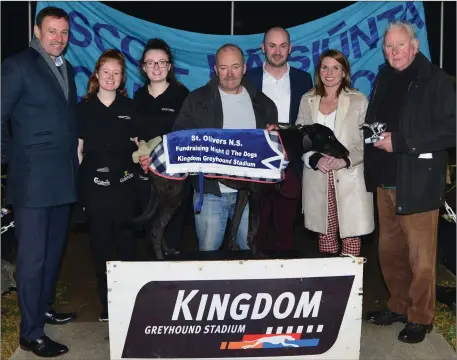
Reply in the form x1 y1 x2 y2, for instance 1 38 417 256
163 129 288 181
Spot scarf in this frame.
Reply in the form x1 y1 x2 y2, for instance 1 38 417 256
30 36 69 100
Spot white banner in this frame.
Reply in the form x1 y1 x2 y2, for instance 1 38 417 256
107 258 364 359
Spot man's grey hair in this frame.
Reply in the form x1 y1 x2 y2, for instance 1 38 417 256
383 20 418 44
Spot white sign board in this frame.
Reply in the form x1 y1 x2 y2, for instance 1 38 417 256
107 258 364 359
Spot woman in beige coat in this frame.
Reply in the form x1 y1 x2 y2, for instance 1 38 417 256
296 49 374 256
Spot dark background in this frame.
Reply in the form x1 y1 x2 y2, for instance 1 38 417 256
1 1 456 76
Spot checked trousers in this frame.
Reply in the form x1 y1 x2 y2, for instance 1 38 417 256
318 171 361 256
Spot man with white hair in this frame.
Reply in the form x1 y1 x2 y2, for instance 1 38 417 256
363 20 456 344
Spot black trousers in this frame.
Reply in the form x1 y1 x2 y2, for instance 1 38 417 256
85 202 136 311
14 204 71 340
136 178 192 255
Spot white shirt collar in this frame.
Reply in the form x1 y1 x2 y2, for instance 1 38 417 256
55 56 64 67
261 63 291 124
262 62 290 81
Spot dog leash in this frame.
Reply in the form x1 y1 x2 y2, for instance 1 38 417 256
340 253 367 264
1 208 14 234
194 171 204 214
443 201 456 223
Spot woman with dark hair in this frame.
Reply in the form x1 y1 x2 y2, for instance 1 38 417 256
135 38 189 144
77 49 137 321
133 38 191 257
296 49 374 256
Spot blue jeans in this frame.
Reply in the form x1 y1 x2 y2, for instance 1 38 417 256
193 192 249 251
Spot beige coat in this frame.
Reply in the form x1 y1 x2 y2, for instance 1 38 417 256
296 89 374 238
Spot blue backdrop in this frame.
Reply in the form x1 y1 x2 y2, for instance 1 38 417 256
36 1 430 100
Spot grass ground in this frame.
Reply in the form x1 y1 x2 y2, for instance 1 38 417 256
1 281 69 360
435 278 456 350
1 291 21 360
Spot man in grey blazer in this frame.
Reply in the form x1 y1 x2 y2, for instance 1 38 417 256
1 6 78 357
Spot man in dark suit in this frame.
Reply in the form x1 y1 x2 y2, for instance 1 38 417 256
246 27 313 254
1 6 78 357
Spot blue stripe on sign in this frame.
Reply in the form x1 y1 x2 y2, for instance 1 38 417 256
262 339 320 348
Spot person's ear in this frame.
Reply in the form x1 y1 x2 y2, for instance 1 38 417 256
34 25 41 39
412 39 419 54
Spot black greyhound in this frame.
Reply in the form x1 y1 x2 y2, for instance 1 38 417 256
135 123 349 260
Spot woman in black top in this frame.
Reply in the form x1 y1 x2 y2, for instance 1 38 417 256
134 38 191 257
77 49 137 322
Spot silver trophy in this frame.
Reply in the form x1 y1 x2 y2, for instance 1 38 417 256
359 122 387 144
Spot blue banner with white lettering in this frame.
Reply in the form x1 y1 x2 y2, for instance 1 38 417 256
163 129 287 180
36 1 430 100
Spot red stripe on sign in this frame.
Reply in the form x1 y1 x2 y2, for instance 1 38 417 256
242 333 301 341
220 342 227 350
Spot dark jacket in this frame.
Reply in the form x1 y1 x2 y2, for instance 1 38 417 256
245 65 313 125
1 47 78 207
246 64 313 185
364 52 456 214
173 76 278 195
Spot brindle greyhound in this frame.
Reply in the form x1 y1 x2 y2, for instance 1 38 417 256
135 123 349 260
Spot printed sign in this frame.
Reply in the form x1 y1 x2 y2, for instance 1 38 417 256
107 258 364 359
163 129 287 180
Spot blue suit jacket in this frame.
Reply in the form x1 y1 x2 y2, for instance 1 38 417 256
1 47 79 207
245 66 313 124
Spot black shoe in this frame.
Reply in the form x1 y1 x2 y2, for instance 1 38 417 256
366 309 407 325
398 322 433 344
19 336 68 357
320 252 339 258
99 310 108 322
44 309 76 325
165 248 181 257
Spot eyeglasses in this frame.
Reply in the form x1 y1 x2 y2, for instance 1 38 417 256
143 60 170 69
